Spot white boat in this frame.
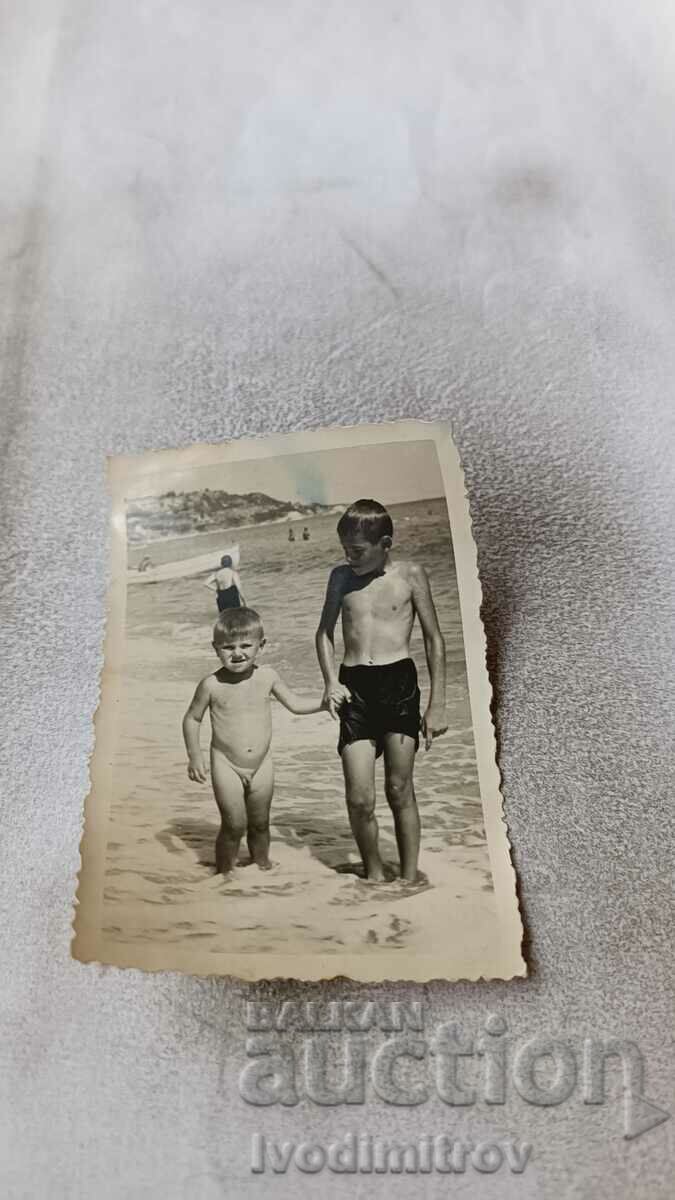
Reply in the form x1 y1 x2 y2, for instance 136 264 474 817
128 543 240 585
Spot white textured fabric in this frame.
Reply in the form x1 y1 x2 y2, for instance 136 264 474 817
1 2 673 1196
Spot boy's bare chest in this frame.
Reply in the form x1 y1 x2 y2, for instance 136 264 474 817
342 574 412 622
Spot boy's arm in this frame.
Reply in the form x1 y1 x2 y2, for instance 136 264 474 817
271 673 324 715
232 570 246 606
182 679 211 781
410 563 448 750
315 567 352 719
203 573 217 592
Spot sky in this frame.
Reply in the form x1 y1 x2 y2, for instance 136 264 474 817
134 439 444 506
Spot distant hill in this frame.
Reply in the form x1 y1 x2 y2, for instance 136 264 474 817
126 489 343 544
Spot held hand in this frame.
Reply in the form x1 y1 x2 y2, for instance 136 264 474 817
187 757 208 783
421 705 448 751
322 682 352 721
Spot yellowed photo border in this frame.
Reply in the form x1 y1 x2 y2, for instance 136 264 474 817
73 420 525 980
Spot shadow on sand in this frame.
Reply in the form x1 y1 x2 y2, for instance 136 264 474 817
156 820 217 868
157 811 431 900
157 804 403 879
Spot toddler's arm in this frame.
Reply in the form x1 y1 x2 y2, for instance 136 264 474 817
271 674 324 715
182 678 211 781
232 569 246 606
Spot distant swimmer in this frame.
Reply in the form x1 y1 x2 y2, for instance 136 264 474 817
302 527 310 541
205 555 246 613
138 555 154 573
288 528 296 542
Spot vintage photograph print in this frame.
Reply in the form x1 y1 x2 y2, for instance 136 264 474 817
74 422 525 980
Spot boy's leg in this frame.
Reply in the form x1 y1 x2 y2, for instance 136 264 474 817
210 748 247 876
245 755 275 870
383 734 420 882
341 740 384 881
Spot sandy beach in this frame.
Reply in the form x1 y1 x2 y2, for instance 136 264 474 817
99 500 500 976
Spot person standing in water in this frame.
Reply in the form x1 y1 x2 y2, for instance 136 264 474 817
302 526 310 541
205 555 246 612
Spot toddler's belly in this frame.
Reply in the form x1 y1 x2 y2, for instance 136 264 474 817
210 714 272 771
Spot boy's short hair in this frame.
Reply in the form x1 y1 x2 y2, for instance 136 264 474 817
337 499 393 544
213 607 264 643
220 554 233 568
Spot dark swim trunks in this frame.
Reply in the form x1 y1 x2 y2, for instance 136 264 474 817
216 584 241 612
337 658 421 757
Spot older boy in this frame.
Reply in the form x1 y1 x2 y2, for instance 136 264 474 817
183 607 324 880
316 499 447 883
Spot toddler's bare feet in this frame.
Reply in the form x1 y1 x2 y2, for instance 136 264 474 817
254 859 278 872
